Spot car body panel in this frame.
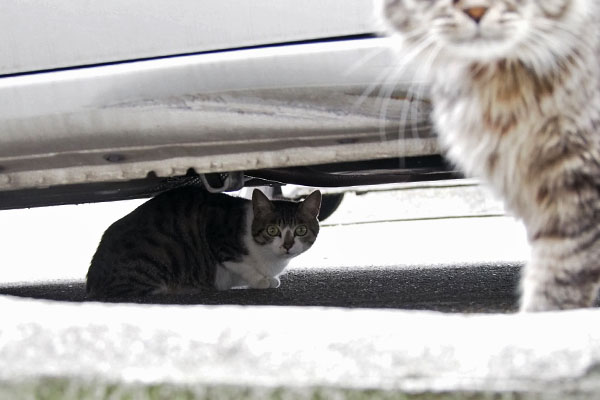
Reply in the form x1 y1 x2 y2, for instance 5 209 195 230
0 38 435 193
0 0 442 209
0 0 380 75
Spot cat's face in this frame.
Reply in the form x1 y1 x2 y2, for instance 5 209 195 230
251 190 321 258
384 0 583 64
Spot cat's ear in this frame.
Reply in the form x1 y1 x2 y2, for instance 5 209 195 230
299 190 322 219
252 189 274 216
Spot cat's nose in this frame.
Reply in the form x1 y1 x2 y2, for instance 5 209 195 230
282 232 294 250
463 6 488 24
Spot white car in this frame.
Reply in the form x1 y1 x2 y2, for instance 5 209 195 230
0 0 457 214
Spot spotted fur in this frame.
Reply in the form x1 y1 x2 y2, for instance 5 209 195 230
86 187 321 298
384 0 600 311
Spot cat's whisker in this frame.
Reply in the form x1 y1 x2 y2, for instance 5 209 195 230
518 44 547 77
352 36 434 112
352 67 397 112
392 74 425 164
515 35 554 75
407 44 441 140
535 18 589 34
395 70 424 143
377 68 424 144
346 46 395 113
392 40 440 149
377 70 405 142
380 33 439 162
525 29 589 76
374 38 437 142
343 45 389 78
531 20 596 55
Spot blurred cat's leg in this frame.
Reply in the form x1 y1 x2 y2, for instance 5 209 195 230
520 241 600 312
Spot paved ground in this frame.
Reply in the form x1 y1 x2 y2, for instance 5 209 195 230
0 263 522 312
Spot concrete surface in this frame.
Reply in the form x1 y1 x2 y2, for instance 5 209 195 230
0 262 522 312
1 182 599 399
1 296 600 399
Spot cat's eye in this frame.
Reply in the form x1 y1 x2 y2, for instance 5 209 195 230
266 225 280 237
295 225 308 237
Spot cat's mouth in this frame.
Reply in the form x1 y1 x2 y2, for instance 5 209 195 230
438 18 524 59
281 248 299 257
443 30 517 60
451 27 507 45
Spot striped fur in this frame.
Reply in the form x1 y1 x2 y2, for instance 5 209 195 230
384 0 600 310
86 187 321 299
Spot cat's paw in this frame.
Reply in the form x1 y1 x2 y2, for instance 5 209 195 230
249 277 271 289
268 277 281 288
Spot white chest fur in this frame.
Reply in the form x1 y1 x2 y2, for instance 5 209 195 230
430 56 600 234
214 204 291 290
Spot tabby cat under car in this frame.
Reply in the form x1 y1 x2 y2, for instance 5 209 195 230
86 187 321 298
